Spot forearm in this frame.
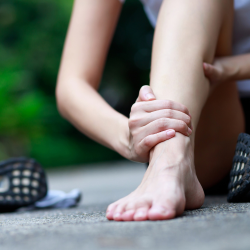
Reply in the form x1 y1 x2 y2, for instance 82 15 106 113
55 1 129 157
56 77 130 159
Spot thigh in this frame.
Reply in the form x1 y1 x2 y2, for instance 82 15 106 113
195 1 245 188
195 83 244 189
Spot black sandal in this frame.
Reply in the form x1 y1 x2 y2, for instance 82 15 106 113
0 157 47 212
228 133 250 202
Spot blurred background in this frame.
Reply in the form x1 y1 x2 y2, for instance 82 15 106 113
0 0 154 168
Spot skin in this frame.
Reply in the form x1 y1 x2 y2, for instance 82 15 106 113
56 0 192 164
107 0 244 221
57 0 244 221
203 53 250 85
129 86 192 162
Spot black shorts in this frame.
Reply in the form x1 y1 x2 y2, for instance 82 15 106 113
241 97 250 134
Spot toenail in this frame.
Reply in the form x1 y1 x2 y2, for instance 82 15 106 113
152 208 164 214
161 210 168 216
152 208 169 216
114 213 121 218
126 210 133 214
135 212 145 218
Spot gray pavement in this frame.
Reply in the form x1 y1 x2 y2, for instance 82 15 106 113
0 160 250 250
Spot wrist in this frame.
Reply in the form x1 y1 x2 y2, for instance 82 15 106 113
113 115 131 160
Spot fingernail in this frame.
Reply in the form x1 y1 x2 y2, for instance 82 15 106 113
166 130 175 136
145 93 155 101
188 128 192 136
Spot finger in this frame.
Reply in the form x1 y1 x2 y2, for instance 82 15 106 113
139 109 192 129
138 130 176 154
137 85 156 102
136 118 192 142
132 100 190 115
203 63 216 78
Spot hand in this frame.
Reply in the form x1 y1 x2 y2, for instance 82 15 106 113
203 59 229 87
128 85 192 163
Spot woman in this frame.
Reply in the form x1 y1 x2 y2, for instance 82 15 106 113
56 0 248 221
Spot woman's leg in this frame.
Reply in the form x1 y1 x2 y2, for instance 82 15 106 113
107 0 242 221
195 82 244 188
194 1 244 188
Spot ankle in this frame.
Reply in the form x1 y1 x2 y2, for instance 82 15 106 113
149 133 193 168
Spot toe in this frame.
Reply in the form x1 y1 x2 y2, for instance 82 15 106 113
148 206 176 221
113 204 127 221
106 203 118 220
122 210 135 221
133 208 149 221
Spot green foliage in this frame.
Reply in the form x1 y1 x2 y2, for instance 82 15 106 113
0 0 153 167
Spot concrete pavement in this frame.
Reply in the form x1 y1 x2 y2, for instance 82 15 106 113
0 160 249 250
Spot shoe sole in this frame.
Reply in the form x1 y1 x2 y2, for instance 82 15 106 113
0 157 47 212
228 133 250 202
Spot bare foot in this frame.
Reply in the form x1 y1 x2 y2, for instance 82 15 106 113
106 133 204 221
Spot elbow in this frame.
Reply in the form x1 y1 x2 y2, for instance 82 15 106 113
56 80 68 119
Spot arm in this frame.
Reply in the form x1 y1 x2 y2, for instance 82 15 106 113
56 0 130 157
203 53 250 85
56 0 192 162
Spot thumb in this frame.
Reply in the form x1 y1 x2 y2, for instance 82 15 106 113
203 62 214 78
137 85 156 102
